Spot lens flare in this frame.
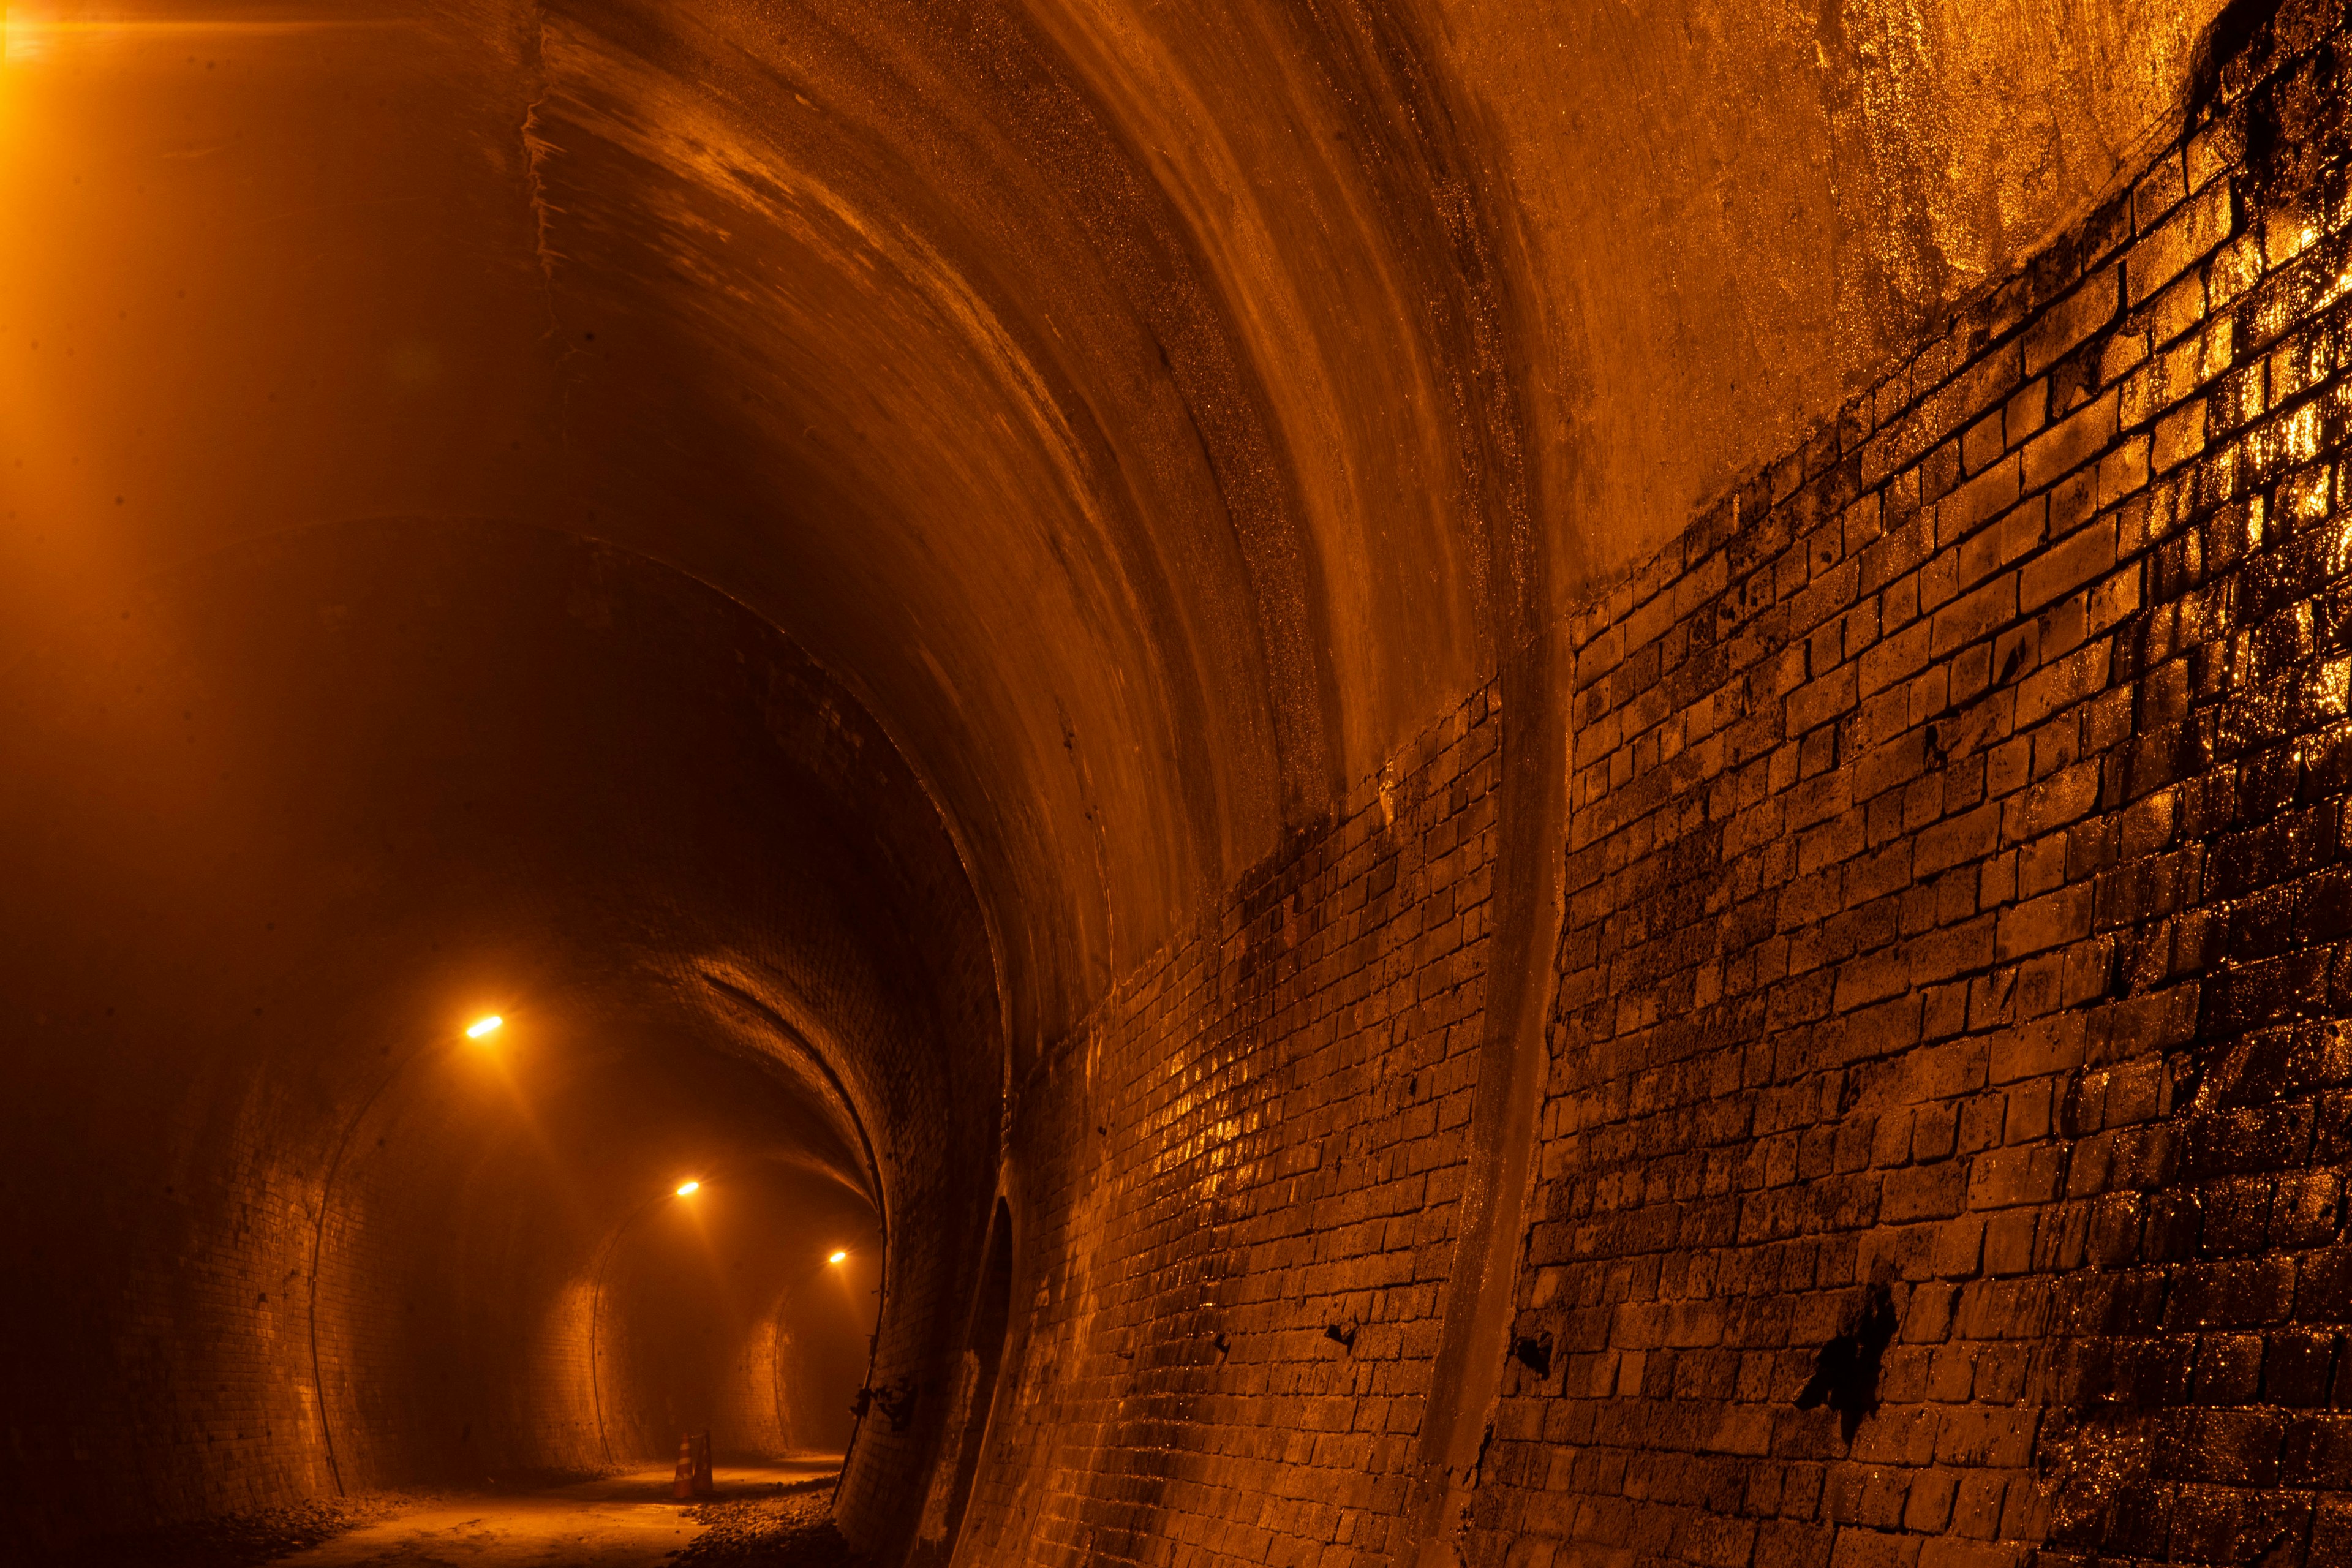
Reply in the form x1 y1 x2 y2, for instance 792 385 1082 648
828 1250 847 1264
676 1180 701 1197
466 1015 503 1039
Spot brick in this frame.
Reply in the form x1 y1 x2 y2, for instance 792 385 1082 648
2097 437 2149 507
2025 266 2121 376
1967 1147 2063 1209
1861 622 1931 699
1929 573 2016 658
2019 516 2116 613
2024 392 2119 491
2128 178 2236 304
2154 398 2207 472
1988 1014 2086 1083
1887 1163 1969 1222
2135 152 2187 233
927 86 2352 1568
1788 662 1858 737
1937 456 2022 547
1923 342 2026 450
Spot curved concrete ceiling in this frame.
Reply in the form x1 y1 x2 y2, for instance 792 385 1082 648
1 0 2223 1070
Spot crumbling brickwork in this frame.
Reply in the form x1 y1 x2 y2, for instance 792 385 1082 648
968 684 1502 1568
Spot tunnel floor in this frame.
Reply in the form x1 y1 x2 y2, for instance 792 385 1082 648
265 1460 843 1568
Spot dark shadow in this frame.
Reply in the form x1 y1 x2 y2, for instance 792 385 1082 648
935 1197 1016 1564
1794 1282 1898 1441
2185 0 2288 122
560 1466 840 1506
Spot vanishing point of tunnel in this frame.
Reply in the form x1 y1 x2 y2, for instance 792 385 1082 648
7 2 2352 1567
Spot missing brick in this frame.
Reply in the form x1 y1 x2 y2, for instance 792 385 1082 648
1793 1282 1897 1441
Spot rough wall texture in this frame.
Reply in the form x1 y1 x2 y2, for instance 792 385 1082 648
979 8 2352 1568
1477 10 2352 1567
42 1109 337 1524
14 6 2352 1565
715 1317 790 1461
968 683 1501 1568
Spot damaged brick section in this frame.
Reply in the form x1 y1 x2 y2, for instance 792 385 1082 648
1481 6 2352 1568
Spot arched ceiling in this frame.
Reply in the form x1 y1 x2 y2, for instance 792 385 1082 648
1 0 2225 1067
0 516 988 1519
0 519 997 1200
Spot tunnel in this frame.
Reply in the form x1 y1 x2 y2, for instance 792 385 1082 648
9 3 2352 1568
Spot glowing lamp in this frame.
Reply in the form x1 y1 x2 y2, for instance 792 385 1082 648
466 1015 503 1039
676 1180 701 1197
828 1250 847 1265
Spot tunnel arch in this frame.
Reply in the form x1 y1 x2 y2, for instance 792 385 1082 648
0 514 1003 1549
6 3 2312 1567
0 0 2228 1158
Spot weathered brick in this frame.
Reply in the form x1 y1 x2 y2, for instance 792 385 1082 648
2025 267 2121 377
2154 398 2207 472
2019 517 2116 613
1937 456 2022 548
1930 573 2017 658
2128 178 2237 304
2024 393 2119 491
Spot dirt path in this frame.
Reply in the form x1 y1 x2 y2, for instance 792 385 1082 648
270 1462 838 1567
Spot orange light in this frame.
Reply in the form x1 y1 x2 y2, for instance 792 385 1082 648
676 1180 701 1197
466 1015 503 1039
828 1250 847 1264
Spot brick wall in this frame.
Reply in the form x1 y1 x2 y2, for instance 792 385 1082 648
16 11 2352 1566
776 1270 870 1455
965 682 1501 1568
312 1055 619 1492
1476 7 2352 1568
715 1314 791 1461
978 9 2352 1568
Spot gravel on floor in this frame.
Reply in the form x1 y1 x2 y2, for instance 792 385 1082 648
61 1494 401 1567
674 1481 865 1568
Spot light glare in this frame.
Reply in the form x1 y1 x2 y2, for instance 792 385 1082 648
828 1250 847 1264
466 1015 503 1039
676 1180 701 1197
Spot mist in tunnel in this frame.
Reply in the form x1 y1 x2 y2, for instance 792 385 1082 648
587 1169 881 1465
0 519 999 1553
10 2 2326 1567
